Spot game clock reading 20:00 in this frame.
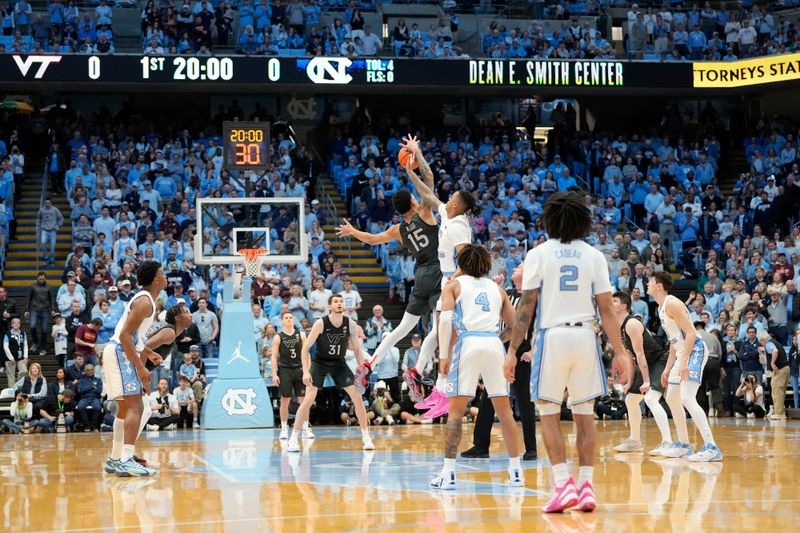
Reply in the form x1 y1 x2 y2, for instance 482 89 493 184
222 121 270 172
140 57 234 80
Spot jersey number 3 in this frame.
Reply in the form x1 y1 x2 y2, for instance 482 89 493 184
474 292 491 312
407 227 429 251
559 265 578 291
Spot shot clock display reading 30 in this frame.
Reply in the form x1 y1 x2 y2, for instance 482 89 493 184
222 121 270 172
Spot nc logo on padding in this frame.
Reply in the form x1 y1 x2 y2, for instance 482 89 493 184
306 57 353 84
222 388 257 416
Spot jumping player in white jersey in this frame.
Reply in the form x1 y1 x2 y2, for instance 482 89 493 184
647 271 723 462
431 244 523 489
506 192 630 513
103 260 167 477
337 136 474 402
400 137 473 418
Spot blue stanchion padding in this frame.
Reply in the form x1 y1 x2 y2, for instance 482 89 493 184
202 278 274 429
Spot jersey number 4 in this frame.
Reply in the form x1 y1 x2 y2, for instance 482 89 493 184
407 227 429 251
474 292 491 312
559 265 578 291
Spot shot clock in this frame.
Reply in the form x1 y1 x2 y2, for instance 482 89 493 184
222 121 270 172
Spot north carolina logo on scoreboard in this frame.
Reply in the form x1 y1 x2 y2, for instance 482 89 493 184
221 388 258 416
305 57 353 85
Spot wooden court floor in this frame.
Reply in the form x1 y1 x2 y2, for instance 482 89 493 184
2 419 800 532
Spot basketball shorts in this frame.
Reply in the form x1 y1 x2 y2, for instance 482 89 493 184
407 264 442 316
667 338 708 386
446 333 508 398
103 342 143 400
310 360 355 389
278 366 305 397
531 326 606 406
435 270 456 312
629 355 668 394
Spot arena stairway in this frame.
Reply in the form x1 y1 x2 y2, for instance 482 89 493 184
4 175 71 290
318 177 388 289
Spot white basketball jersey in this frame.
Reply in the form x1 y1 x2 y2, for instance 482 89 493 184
521 239 612 330
437 204 471 275
454 276 502 334
110 290 156 351
659 294 688 352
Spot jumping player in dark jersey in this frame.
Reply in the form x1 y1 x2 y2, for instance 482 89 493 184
336 136 443 392
270 310 312 441
287 294 374 452
611 292 673 455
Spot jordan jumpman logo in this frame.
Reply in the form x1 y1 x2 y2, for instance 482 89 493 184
227 341 250 364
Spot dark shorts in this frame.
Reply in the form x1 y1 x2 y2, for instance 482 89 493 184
278 366 305 398
310 360 355 389
407 264 442 316
630 358 667 394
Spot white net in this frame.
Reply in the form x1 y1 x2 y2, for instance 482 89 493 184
238 248 268 278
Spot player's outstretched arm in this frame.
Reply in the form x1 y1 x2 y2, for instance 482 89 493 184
336 218 401 246
405 162 441 211
402 135 434 190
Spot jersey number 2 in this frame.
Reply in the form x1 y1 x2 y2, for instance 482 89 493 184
559 265 578 291
474 292 490 312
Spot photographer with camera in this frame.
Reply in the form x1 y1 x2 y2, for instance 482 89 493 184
145 377 180 430
1 391 33 434
734 373 765 418
370 381 401 425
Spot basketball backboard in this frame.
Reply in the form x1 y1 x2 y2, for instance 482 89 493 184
195 197 307 266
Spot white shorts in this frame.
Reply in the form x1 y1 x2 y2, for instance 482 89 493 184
667 338 709 385
531 326 606 406
103 342 143 401
446 333 508 398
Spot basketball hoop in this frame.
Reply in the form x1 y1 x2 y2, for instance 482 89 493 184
237 248 268 278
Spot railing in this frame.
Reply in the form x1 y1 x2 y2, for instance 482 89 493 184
35 159 51 273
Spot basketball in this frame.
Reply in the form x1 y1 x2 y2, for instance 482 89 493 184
398 146 418 170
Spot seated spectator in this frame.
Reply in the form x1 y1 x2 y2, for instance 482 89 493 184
47 368 69 397
76 363 103 431
1 391 33 434
146 377 180 430
370 381 400 425
33 389 76 433
734 373 765 418
173 375 199 429
14 362 47 411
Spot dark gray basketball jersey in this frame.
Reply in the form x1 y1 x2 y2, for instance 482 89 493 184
399 213 439 266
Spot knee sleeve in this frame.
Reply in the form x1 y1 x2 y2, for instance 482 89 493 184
571 399 595 416
536 400 562 416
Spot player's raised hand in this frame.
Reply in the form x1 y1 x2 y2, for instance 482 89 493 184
336 218 356 237
402 135 420 153
492 274 505 287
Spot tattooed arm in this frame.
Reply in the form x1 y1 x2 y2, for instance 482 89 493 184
504 288 538 383
402 135 434 190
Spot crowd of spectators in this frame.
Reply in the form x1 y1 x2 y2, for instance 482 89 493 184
3 93 800 431
1 0 118 54
624 2 800 61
